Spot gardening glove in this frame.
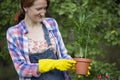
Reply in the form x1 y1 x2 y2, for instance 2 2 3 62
38 59 55 73
71 62 76 71
54 59 76 71
86 63 92 76
38 59 76 73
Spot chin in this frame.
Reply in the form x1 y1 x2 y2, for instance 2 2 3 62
38 19 42 22
33 20 42 23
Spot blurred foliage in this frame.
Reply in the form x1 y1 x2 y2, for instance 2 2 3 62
0 0 120 79
0 0 20 63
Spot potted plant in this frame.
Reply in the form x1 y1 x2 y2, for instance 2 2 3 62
72 9 100 75
73 24 92 75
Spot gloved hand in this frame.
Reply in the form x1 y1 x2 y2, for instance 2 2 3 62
54 59 76 71
38 59 76 73
86 63 92 76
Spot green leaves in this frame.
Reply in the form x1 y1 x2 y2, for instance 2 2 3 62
0 0 120 79
104 29 120 45
56 2 77 18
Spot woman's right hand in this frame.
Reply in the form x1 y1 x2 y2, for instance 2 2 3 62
54 59 76 71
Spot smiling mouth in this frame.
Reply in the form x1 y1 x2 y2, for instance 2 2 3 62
38 15 43 18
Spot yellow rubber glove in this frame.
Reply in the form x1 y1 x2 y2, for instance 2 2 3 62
38 59 55 73
86 63 92 76
71 63 76 71
54 59 76 71
38 59 76 73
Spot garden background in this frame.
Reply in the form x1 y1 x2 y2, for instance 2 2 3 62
0 0 120 80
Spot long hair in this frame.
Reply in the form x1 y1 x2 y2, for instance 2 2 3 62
14 0 50 24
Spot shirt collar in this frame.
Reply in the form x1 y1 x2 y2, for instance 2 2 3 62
20 19 53 34
20 20 28 34
42 18 53 31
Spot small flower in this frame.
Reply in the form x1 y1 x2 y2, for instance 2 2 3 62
105 73 109 79
111 30 116 34
77 75 81 78
105 75 109 79
97 75 102 79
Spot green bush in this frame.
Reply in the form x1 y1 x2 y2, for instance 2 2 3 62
0 0 120 79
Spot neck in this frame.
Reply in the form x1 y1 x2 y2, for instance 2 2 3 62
24 15 41 28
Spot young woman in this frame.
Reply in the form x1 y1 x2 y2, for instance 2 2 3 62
6 0 76 80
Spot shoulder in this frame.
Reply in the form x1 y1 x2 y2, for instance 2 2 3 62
7 25 18 36
6 21 24 36
43 18 58 28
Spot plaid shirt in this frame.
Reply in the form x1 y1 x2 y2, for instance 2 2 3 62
6 18 72 80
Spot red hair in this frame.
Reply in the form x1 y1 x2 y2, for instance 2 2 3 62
14 0 50 24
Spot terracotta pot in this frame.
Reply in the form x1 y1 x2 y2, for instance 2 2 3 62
74 58 92 75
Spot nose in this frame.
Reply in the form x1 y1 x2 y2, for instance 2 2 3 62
41 12 45 16
40 9 46 16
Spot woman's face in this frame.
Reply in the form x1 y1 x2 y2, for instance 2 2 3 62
24 0 47 23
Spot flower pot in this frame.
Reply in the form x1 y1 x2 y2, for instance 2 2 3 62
74 58 92 75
